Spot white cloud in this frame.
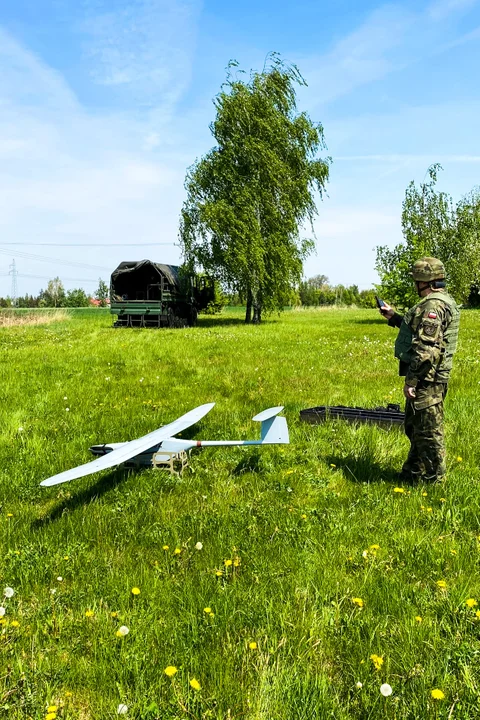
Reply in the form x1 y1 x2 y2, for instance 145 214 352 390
427 0 479 21
0 9 201 297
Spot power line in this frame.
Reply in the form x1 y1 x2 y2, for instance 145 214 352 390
0 242 177 247
0 247 110 271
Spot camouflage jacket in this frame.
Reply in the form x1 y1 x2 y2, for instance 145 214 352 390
388 291 460 386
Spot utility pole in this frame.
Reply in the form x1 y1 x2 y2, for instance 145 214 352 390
9 259 18 307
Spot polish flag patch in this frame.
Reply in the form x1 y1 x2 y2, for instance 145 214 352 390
428 312 437 319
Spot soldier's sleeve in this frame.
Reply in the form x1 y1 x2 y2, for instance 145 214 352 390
388 312 403 329
405 300 450 387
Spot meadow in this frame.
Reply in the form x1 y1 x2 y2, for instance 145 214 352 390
1 306 480 720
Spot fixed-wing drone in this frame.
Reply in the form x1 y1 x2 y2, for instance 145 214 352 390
40 404 289 487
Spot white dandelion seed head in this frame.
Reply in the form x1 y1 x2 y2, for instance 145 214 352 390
50 588 57 595
18 427 24 433
57 577 63 582
63 396 68 400
356 681 363 689
117 703 128 714
380 683 393 697
195 542 203 550
0 607 5 617
118 625 129 636
4 587 14 599
65 408 70 412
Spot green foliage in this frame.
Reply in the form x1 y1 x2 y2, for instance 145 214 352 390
64 288 90 307
299 277 376 307
1 309 480 717
376 165 480 307
95 278 110 307
38 277 66 308
180 54 330 323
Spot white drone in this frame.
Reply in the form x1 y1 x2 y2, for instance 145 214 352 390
40 404 289 487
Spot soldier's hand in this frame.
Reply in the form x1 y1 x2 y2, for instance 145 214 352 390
379 302 394 319
403 384 416 399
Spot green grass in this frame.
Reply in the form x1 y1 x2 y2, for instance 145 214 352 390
1 307 480 719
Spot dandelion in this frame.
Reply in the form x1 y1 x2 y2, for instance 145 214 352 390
164 666 177 677
466 598 477 608
362 550 368 559
64 556 69 560
422 492 428 497
173 548 181 555
65 408 70 412
249 641 258 650
352 597 364 608
369 544 380 551
50 589 57 595
4 587 14 599
356 681 363 689
380 683 392 697
456 456 462 462
6 513 13 518
162 545 169 551
301 514 307 520
233 556 241 567
475 610 480 619
18 427 24 433
330 464 336 468
436 580 447 589
65 692 72 698
393 487 405 493
85 610 94 617
0 607 4 617
47 707 58 713
11 620 20 628
131 587 140 595
215 570 223 577
63 396 67 400
209 612 215 618
195 542 203 550
370 654 384 671
431 689 445 700
117 704 128 715
440 498 446 503
116 626 129 637
45 714 57 720
57 577 63 582
415 616 423 623
224 559 233 567
190 678 201 691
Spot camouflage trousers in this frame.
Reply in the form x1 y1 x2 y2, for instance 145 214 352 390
402 382 448 482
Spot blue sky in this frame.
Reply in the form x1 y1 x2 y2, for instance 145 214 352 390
1 0 479 297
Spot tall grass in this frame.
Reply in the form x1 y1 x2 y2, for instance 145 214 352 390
1 308 479 719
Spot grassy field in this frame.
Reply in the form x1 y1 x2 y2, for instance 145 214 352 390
1 307 480 719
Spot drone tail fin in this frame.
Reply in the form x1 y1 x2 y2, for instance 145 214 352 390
252 407 289 444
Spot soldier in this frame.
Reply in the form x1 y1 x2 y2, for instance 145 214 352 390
380 258 460 483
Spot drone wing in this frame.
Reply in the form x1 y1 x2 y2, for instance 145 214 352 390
40 403 215 487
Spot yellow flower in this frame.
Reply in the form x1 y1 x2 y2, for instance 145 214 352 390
369 544 380 551
436 580 447 589
47 707 58 713
11 620 20 628
352 597 364 608
440 498 446 503
215 570 223 577
65 691 73 697
164 665 178 677
45 714 57 720
427 507 432 512
370 654 384 671
393 487 405 493
6 513 13 518
209 612 215 618
162 545 169 551
111 611 118 618
131 587 141 595
64 555 69 560
450 549 457 555
301 514 307 520
415 616 423 623
456 456 462 462
233 557 241 567
475 610 480 619
431 689 445 700
330 463 336 468
224 559 233 567
85 610 94 617
422 492 428 497
203 607 212 614
466 598 477 608
189 678 201 691
249 641 258 650
173 548 181 555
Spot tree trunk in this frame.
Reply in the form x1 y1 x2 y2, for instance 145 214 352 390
245 290 252 323
252 301 262 324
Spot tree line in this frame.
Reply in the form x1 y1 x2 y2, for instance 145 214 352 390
0 278 109 308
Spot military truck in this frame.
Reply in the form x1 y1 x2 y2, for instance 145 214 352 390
110 260 214 328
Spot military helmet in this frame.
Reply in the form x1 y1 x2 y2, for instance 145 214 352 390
411 257 446 282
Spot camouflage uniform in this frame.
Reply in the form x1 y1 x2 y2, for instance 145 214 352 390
387 258 460 482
